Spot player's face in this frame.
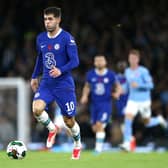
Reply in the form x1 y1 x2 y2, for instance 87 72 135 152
117 61 127 73
94 56 107 69
44 14 61 32
128 54 140 67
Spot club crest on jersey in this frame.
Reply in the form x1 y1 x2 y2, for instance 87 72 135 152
104 77 109 83
54 43 60 50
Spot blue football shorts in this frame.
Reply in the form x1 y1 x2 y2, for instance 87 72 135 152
90 101 112 124
33 81 77 117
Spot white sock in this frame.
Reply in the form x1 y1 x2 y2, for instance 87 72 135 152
95 132 105 152
68 122 81 148
35 111 55 131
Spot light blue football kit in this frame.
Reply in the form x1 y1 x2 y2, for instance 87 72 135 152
122 66 166 146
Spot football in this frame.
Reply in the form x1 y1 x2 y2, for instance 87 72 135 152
6 140 27 159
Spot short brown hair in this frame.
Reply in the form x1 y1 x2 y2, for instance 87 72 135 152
129 49 140 57
44 7 61 18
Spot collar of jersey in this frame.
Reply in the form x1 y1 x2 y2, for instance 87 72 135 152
95 68 108 76
47 28 62 39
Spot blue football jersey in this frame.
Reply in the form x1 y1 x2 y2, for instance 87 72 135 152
32 28 79 89
86 68 118 103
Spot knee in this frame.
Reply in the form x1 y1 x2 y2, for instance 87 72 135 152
95 122 104 132
32 101 45 116
64 117 75 128
33 107 43 116
92 125 96 133
125 113 134 120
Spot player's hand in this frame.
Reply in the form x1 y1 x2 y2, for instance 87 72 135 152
49 66 62 78
112 83 122 99
31 78 39 92
131 82 138 88
80 95 88 104
112 92 120 100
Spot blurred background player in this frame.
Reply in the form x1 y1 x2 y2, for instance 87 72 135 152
115 61 128 119
80 55 121 153
30 7 81 159
120 49 167 152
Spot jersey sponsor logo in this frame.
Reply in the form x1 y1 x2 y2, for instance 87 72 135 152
34 92 40 98
54 43 60 50
44 52 56 69
95 83 105 95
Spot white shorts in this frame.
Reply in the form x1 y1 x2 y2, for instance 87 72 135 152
124 100 151 118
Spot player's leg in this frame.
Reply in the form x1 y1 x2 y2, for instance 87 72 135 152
32 87 58 148
93 121 106 153
54 89 81 159
120 101 137 151
63 116 81 146
115 96 127 119
93 102 111 153
140 101 167 128
90 104 103 153
120 113 134 151
63 116 81 159
144 116 167 128
32 100 58 148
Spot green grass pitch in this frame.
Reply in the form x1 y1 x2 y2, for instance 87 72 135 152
0 151 168 168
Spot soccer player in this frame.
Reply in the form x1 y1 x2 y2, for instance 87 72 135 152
120 49 167 152
115 61 128 119
30 7 81 159
80 55 121 153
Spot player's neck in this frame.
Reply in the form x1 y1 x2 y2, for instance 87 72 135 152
95 68 107 75
130 64 139 70
48 27 61 38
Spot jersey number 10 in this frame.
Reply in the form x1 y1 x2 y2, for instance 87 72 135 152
65 101 75 112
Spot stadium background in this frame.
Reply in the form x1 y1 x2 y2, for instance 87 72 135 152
0 0 168 150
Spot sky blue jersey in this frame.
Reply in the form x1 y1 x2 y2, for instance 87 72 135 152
86 68 118 103
124 65 154 102
31 28 79 89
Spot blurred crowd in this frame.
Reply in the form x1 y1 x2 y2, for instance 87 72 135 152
0 0 168 148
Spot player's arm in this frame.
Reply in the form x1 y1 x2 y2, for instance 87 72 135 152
80 82 90 104
139 70 154 89
112 82 123 99
111 72 123 99
59 35 79 73
31 37 43 92
132 69 154 90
